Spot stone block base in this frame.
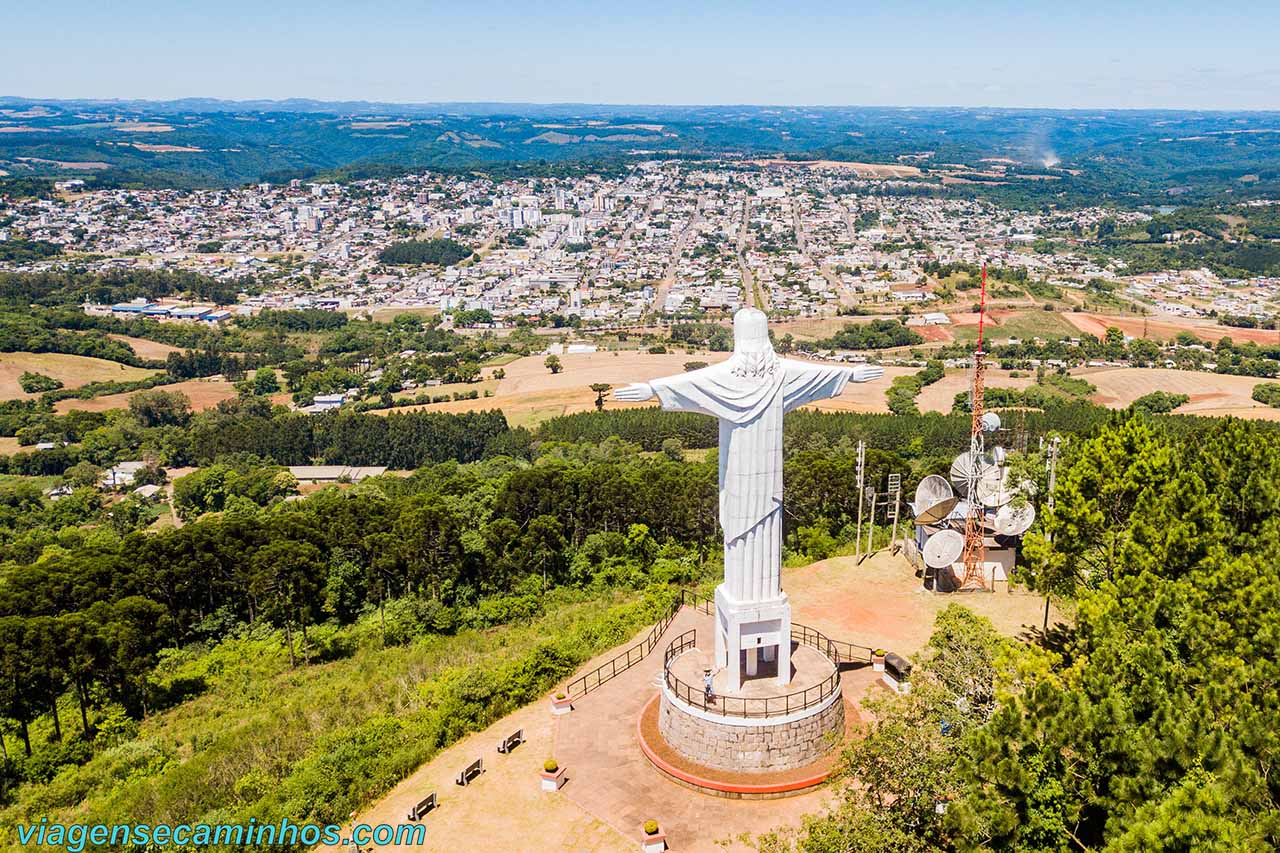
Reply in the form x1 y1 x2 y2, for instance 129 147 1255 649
657 692 844 773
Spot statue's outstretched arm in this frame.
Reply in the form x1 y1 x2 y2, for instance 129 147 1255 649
779 359 885 412
848 364 885 383
613 382 655 402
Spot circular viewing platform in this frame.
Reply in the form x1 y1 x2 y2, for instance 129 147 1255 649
665 641 837 719
654 624 847 774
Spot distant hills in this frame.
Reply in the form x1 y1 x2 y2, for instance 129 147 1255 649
3 97 1280 205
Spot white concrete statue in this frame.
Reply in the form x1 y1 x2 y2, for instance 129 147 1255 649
616 308 883 687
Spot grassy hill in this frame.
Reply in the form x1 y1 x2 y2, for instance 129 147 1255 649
0 353 157 401
0 587 672 846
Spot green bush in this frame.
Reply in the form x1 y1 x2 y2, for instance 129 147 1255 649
544 759 559 773
1252 382 1280 408
18 371 63 394
1131 390 1190 415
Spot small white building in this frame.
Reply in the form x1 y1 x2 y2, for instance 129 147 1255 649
103 461 147 489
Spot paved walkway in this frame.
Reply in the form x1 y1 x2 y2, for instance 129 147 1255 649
556 606 855 853
317 604 888 852
313 660 635 852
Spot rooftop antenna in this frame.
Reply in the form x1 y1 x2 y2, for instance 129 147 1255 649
959 263 989 591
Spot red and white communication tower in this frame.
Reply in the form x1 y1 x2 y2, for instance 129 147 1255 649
958 263 989 590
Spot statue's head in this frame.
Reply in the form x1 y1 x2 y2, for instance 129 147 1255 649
731 308 778 379
733 308 771 354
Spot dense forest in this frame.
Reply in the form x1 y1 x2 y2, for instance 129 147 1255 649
759 417 1280 851
377 238 474 266
819 319 925 350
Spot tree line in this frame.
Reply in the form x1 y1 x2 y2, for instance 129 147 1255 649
764 416 1280 851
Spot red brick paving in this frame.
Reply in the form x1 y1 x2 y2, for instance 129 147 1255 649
555 606 884 852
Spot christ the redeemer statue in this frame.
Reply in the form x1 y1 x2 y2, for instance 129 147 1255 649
616 308 883 688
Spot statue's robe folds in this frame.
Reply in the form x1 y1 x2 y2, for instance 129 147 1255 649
650 359 853 603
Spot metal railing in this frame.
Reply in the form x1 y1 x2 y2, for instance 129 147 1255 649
829 636 877 666
661 622 844 718
680 588 714 614
565 591 687 699
561 586 881 704
665 629 697 669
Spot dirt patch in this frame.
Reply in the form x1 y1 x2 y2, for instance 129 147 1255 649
946 312 999 327
915 324 954 342
106 334 184 360
127 142 204 153
784 550 1059 658
1061 312 1109 338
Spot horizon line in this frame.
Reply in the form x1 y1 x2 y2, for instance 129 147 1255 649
3 94 1279 115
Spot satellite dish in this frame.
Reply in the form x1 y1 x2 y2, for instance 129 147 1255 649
950 451 995 494
994 503 1036 536
914 475 953 510
981 412 1002 433
923 529 964 569
915 496 960 525
976 467 1014 507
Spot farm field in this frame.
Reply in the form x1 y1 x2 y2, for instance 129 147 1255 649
54 378 290 414
350 305 441 323
1063 312 1280 346
1079 367 1280 419
948 309 1081 343
0 352 158 400
106 334 185 360
916 368 1036 413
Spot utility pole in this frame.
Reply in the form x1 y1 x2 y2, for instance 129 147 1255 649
1046 436 1062 513
887 473 902 554
1042 435 1062 629
863 485 877 563
854 440 866 558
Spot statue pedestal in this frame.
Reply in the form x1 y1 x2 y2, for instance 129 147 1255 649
658 637 844 775
714 585 792 688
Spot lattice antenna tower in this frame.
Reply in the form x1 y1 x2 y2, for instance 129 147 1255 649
959 263 989 590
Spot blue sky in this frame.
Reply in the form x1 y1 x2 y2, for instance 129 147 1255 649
4 0 1278 109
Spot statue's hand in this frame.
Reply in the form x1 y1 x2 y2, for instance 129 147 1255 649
613 382 655 402
849 365 885 383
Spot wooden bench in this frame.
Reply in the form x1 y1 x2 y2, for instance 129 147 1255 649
497 728 524 754
455 757 483 786
406 792 437 821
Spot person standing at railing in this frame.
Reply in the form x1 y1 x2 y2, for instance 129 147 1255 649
704 668 716 705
